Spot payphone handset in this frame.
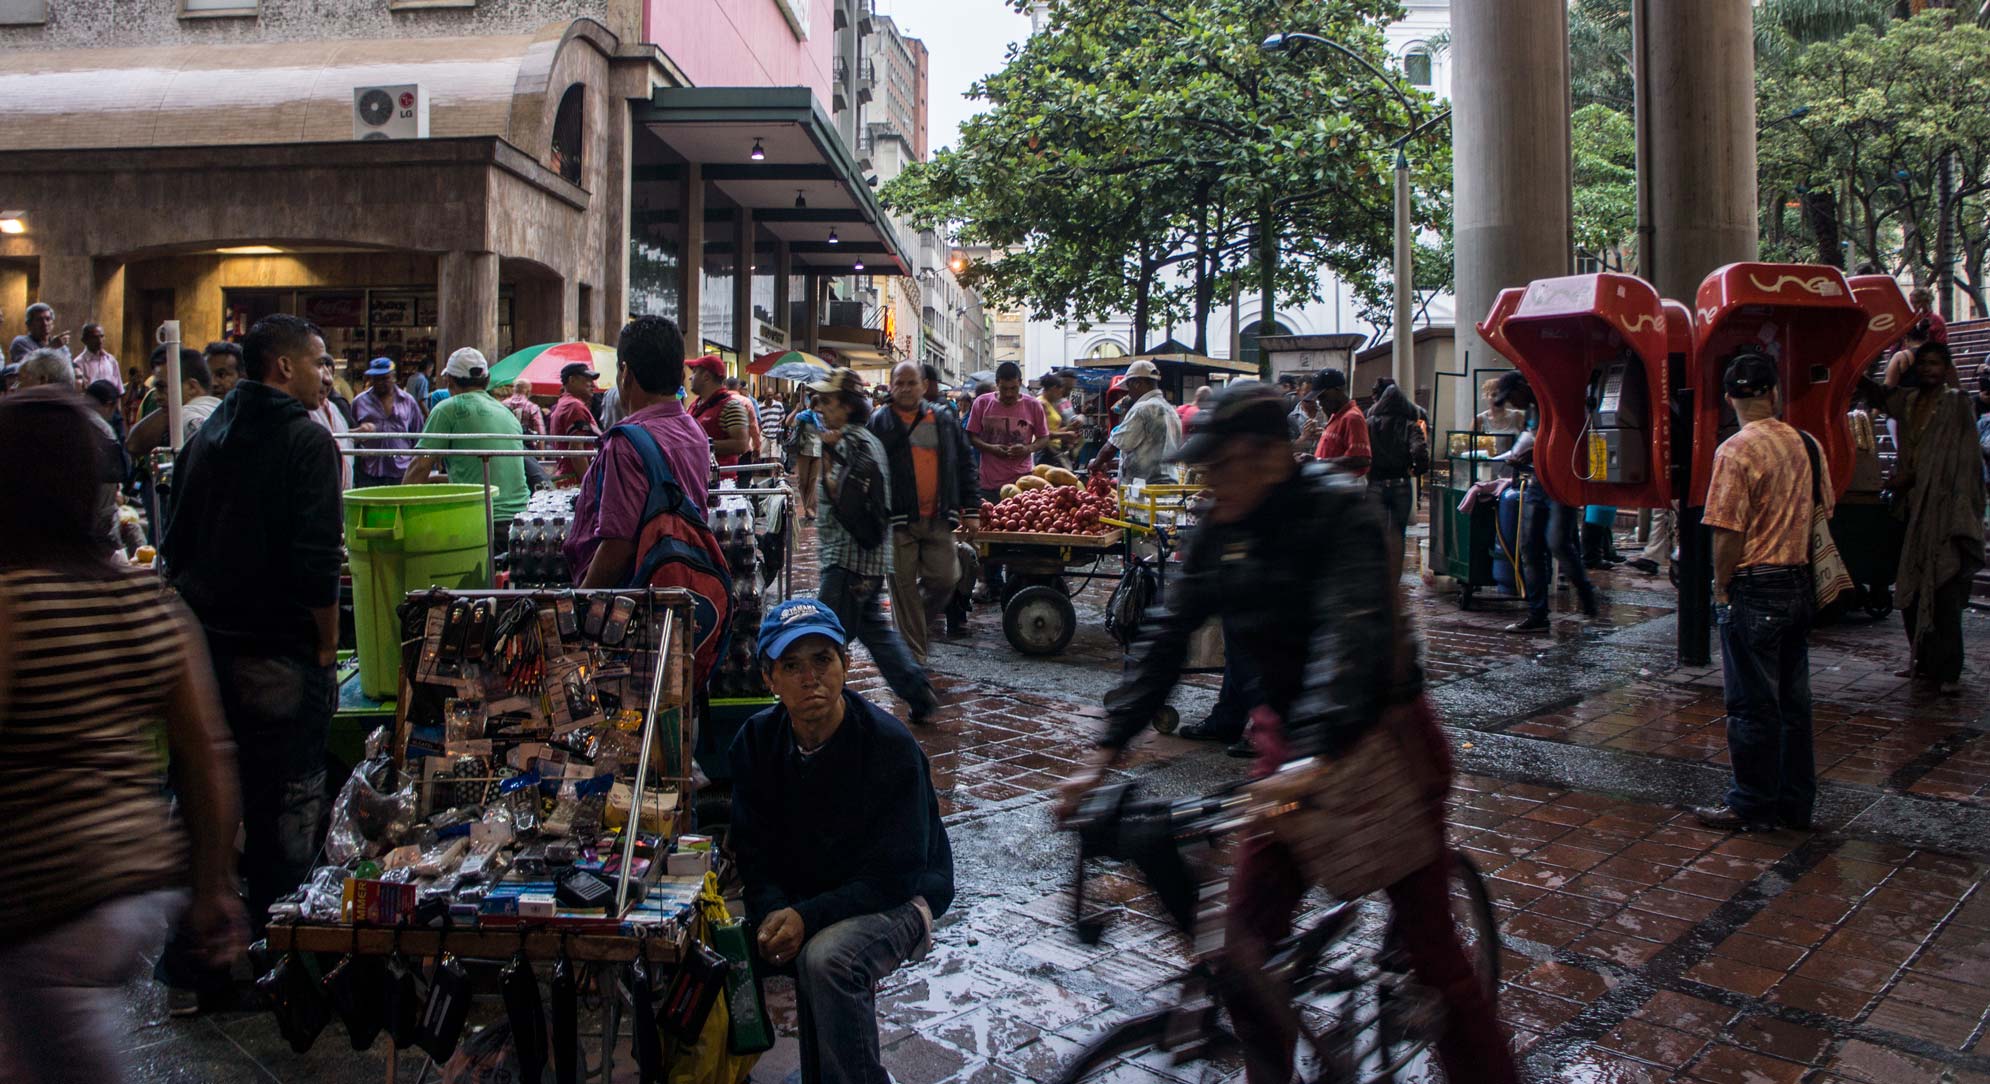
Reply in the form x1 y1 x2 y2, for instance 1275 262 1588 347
1573 351 1652 484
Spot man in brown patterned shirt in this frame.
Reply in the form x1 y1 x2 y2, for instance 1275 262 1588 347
1696 354 1828 833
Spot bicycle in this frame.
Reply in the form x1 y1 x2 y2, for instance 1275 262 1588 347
1057 780 1501 1084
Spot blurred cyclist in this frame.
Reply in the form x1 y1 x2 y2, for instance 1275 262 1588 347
1057 382 1518 1084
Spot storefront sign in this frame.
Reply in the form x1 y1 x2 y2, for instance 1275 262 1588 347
774 0 810 39
370 295 417 327
302 292 365 328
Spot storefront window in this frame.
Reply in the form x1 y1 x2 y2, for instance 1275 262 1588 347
630 237 681 323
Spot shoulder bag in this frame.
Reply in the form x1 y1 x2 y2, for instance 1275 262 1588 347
1799 431 1853 609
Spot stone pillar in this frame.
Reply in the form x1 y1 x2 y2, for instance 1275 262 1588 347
1447 0 1572 579
511 275 568 359
733 206 754 370
1451 0 1572 435
0 265 27 338
1639 0 1759 302
34 250 95 347
680 164 704 350
773 240 792 340
802 273 821 352
91 258 125 365
438 251 501 359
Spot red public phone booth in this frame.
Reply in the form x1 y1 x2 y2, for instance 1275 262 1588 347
1688 263 1869 505
1492 273 1672 509
1848 274 1914 375
1475 287 1528 368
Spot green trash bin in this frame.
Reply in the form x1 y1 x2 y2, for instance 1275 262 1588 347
344 484 495 699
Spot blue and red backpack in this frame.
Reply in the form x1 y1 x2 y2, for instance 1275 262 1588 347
593 423 732 686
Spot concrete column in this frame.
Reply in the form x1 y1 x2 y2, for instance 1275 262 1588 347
34 250 94 348
1638 0 1759 302
1451 0 1572 435
733 206 754 368
773 240 792 339
1448 0 1573 579
0 266 27 339
802 273 821 352
512 275 567 355
679 164 704 350
91 259 125 364
437 251 501 359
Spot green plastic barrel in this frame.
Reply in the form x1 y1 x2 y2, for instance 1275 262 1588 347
344 484 494 698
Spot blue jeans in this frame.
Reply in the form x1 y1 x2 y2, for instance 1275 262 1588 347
820 565 938 718
1523 480 1594 620
1719 569 1815 825
794 900 929 1084
1199 617 1261 740
1372 477 1414 548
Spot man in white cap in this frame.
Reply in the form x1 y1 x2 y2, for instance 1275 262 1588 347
404 347 530 530
1088 359 1181 483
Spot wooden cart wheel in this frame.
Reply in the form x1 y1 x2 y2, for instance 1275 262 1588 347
1152 705 1179 735
1003 585 1077 656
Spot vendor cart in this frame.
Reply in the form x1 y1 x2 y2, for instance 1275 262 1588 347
976 527 1126 656
1435 430 1527 610
262 587 760 1084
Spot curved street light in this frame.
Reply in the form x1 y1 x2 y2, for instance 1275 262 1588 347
1262 29 1449 396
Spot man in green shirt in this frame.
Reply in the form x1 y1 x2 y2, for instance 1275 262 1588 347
404 348 530 528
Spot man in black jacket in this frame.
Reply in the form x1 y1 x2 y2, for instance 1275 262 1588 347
164 313 343 938
870 360 980 661
1057 383 1517 1084
1366 377 1426 549
730 600 953 1084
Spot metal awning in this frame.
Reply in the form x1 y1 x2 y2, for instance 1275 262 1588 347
1074 351 1259 376
636 87 910 276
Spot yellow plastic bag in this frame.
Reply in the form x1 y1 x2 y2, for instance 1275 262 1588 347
666 875 760 1084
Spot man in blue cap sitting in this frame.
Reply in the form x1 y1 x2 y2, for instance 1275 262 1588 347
728 598 954 1084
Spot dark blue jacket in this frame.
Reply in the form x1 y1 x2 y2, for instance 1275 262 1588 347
728 689 955 934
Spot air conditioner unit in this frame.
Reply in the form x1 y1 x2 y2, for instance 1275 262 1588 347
353 84 429 141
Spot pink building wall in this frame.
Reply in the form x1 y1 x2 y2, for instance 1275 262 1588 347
646 0 834 105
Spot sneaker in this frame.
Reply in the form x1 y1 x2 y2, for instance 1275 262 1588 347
1176 719 1240 743
1692 805 1775 832
1580 593 1601 620
1504 616 1549 634
1626 558 1659 575
167 988 202 1018
1225 738 1256 759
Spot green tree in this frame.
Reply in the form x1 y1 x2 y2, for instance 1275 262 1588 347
1756 11 1990 309
1571 104 1639 272
881 0 1447 367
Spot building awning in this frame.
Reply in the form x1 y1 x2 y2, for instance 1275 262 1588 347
637 87 911 276
1075 352 1259 376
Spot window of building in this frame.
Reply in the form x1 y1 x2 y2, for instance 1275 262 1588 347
0 0 46 26
1087 341 1128 360
1404 50 1433 87
551 85 585 185
1238 319 1289 369
183 0 257 13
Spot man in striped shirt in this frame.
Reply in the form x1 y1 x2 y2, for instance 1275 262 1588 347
757 387 787 446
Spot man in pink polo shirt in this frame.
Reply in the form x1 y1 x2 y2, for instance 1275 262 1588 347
564 317 712 587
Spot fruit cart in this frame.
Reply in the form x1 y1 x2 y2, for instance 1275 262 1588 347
975 527 1126 655
976 471 1126 655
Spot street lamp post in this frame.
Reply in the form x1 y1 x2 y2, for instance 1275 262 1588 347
1263 31 1448 398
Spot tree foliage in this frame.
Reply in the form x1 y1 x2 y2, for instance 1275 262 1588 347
1756 10 1990 308
880 0 1448 354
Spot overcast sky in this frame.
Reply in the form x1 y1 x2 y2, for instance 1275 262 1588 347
873 0 1034 153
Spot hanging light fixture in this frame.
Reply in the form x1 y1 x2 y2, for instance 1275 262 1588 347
795 189 808 209
750 138 766 161
828 229 840 245
853 258 865 271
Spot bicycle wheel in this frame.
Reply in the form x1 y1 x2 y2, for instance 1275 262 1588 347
1448 852 1501 1001
1051 1010 1239 1084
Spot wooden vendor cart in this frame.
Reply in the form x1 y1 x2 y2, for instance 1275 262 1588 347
975 527 1126 656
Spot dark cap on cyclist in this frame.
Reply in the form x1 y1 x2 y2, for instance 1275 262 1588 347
1172 382 1290 465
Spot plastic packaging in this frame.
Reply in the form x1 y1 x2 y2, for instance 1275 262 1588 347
325 731 416 864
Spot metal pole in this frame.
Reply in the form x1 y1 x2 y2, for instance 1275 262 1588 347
617 603 674 915
159 321 183 453
1393 147 1414 396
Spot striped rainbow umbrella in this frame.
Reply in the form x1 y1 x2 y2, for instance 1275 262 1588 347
489 341 618 392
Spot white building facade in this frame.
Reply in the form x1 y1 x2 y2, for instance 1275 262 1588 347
1021 0 1454 377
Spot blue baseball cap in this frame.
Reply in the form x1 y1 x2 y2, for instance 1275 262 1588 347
365 357 396 377
758 598 847 661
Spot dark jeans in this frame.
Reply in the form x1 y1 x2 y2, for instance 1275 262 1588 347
1372 476 1414 550
1228 839 1518 1084
1523 480 1595 620
1719 569 1815 826
1198 617 1261 740
819 565 938 718
1904 570 1972 684
353 470 400 489
793 900 928 1084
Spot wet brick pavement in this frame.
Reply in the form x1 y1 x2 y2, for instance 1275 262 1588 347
120 519 1990 1083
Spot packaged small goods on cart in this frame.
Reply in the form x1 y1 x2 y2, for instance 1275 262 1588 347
271 591 709 940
